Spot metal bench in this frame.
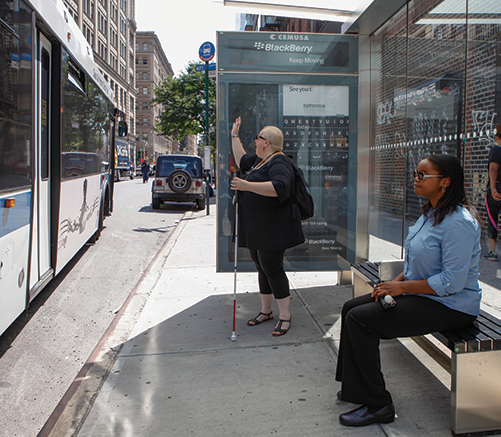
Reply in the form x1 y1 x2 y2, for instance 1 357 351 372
350 261 501 436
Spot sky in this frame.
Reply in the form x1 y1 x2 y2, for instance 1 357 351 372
134 0 361 77
135 0 241 76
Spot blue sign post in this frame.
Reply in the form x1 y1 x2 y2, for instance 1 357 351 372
199 42 215 215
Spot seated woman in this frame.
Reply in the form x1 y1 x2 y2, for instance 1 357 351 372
336 154 482 427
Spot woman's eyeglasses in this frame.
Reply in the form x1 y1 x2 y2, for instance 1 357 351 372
256 134 267 141
413 170 444 181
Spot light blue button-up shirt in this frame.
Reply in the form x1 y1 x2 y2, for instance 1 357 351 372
404 206 482 316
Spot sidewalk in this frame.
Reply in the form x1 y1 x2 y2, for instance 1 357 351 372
50 208 500 437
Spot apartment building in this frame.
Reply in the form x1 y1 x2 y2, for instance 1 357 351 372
135 31 175 163
63 0 137 141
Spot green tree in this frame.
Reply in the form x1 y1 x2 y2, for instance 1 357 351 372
152 62 216 154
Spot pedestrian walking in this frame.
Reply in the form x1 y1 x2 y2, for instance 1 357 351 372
336 154 481 427
483 122 501 261
141 161 149 184
229 116 304 336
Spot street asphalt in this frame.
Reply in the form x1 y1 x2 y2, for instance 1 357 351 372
46 207 501 437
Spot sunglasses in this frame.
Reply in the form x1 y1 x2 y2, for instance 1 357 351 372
413 170 444 181
256 134 267 141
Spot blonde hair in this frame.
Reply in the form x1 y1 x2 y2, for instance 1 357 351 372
260 126 284 152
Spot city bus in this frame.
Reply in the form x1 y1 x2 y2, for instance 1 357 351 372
0 0 124 336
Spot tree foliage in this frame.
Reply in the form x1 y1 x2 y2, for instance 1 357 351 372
152 62 216 153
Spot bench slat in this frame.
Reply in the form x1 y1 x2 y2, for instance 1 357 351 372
476 319 501 351
462 325 492 352
433 330 467 353
479 310 501 330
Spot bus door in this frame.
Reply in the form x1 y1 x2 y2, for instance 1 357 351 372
29 33 53 299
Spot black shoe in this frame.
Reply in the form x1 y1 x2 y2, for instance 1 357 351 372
336 390 344 401
339 403 395 427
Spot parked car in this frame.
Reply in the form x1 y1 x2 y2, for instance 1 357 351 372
151 155 206 210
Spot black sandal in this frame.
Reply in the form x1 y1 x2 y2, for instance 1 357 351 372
247 311 274 326
272 318 291 336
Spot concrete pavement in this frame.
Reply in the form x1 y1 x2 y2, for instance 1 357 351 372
48 207 501 437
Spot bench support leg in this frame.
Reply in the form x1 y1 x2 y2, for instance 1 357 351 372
451 350 501 436
352 274 374 298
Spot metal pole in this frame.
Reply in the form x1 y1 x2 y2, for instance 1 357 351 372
231 200 239 341
205 61 210 215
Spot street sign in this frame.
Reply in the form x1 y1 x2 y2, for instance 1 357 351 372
195 63 216 72
199 41 215 62
204 146 211 170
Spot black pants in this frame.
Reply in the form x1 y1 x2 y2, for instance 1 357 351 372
335 293 476 410
486 188 501 240
249 249 290 300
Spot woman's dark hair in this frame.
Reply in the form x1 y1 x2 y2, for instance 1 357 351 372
421 154 480 225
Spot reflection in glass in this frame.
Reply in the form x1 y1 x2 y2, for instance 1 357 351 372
371 0 469 261
219 78 357 271
61 50 112 179
0 1 32 191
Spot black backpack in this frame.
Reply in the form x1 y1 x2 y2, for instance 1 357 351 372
289 161 314 220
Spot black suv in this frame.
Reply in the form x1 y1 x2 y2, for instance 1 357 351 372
151 155 206 210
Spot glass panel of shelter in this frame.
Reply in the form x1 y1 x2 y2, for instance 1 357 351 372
370 0 468 262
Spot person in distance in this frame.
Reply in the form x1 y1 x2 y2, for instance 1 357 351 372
336 154 482 427
229 116 304 336
482 122 501 261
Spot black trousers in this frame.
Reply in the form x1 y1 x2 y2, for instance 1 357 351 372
486 188 501 240
248 249 290 300
335 293 476 410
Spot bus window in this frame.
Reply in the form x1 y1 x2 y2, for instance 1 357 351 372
0 11 32 191
61 50 112 179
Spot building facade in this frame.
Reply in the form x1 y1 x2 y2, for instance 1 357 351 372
63 0 137 146
135 31 174 164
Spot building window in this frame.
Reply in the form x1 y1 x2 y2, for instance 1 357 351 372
143 102 148 110
142 87 148 95
143 57 148 65
142 117 148 125
98 12 107 37
142 72 148 80
142 132 148 140
143 43 148 51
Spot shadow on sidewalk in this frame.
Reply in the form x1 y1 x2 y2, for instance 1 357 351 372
76 286 453 437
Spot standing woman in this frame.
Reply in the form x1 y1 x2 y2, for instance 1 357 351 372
230 116 305 336
483 122 501 261
336 154 481 427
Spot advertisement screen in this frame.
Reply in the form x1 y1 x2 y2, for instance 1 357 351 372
217 32 358 272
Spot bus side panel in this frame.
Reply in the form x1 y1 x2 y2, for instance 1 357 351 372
55 176 102 275
0 192 31 335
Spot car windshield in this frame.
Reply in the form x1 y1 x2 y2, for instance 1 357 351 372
156 156 202 178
